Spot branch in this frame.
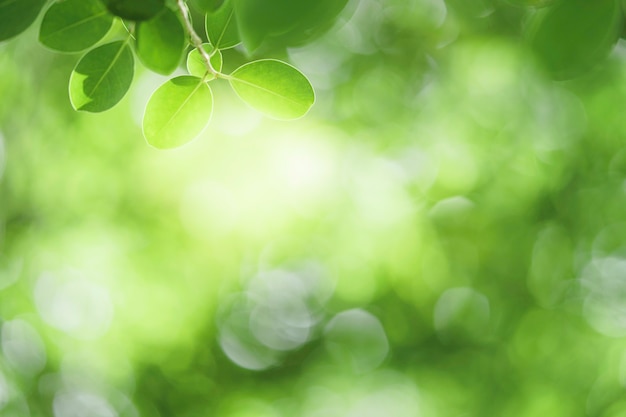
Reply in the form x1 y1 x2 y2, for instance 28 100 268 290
176 0 219 78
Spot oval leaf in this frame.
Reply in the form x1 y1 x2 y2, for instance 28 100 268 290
135 7 186 74
39 0 113 52
205 0 240 49
186 43 222 78
0 0 45 41
69 41 134 112
143 76 213 149
526 0 621 79
102 0 165 21
229 59 314 120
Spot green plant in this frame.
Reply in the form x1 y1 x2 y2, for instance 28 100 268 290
0 0 342 149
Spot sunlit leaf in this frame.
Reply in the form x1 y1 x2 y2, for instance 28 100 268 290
143 76 213 149
205 0 240 49
526 0 621 79
186 43 222 78
69 41 134 112
135 7 186 75
0 0 45 41
229 59 314 119
39 0 113 52
101 0 165 21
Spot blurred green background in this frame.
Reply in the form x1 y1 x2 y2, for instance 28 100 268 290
3 0 626 416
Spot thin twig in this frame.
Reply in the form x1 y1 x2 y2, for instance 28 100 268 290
176 0 219 77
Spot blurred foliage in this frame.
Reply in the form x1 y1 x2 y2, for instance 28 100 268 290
3 0 626 416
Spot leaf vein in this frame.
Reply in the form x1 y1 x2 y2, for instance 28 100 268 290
86 42 128 99
41 11 109 41
230 77 307 107
215 7 234 49
156 81 205 135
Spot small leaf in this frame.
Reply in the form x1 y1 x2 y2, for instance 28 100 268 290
69 41 134 112
101 0 165 21
229 59 314 120
143 76 213 149
39 0 114 52
135 7 186 75
0 0 45 41
205 0 240 49
186 43 222 78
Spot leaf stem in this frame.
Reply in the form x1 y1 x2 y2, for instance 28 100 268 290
176 0 219 78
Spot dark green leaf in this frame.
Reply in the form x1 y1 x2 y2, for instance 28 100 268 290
444 0 493 18
233 0 348 52
143 76 213 149
135 7 186 75
39 0 114 52
69 40 134 112
0 0 45 41
186 43 223 78
191 0 223 12
505 0 557 7
526 0 621 79
229 59 314 119
101 0 165 21
205 0 240 49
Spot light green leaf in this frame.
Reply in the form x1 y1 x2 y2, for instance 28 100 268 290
186 43 222 78
0 0 45 41
102 0 165 21
39 0 113 52
143 76 213 149
229 59 314 120
69 41 134 112
205 0 240 49
135 7 186 75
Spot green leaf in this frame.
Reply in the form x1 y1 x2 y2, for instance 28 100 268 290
233 0 348 51
526 0 621 79
205 0 240 49
0 0 45 41
505 0 557 7
186 44 222 78
229 59 314 120
39 0 114 53
143 76 214 149
69 40 134 112
191 0 223 12
101 0 165 21
135 7 186 75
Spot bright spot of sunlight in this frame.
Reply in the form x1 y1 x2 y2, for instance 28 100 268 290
1 319 46 376
324 309 389 373
34 272 113 339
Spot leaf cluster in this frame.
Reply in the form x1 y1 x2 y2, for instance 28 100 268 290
0 0 345 148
